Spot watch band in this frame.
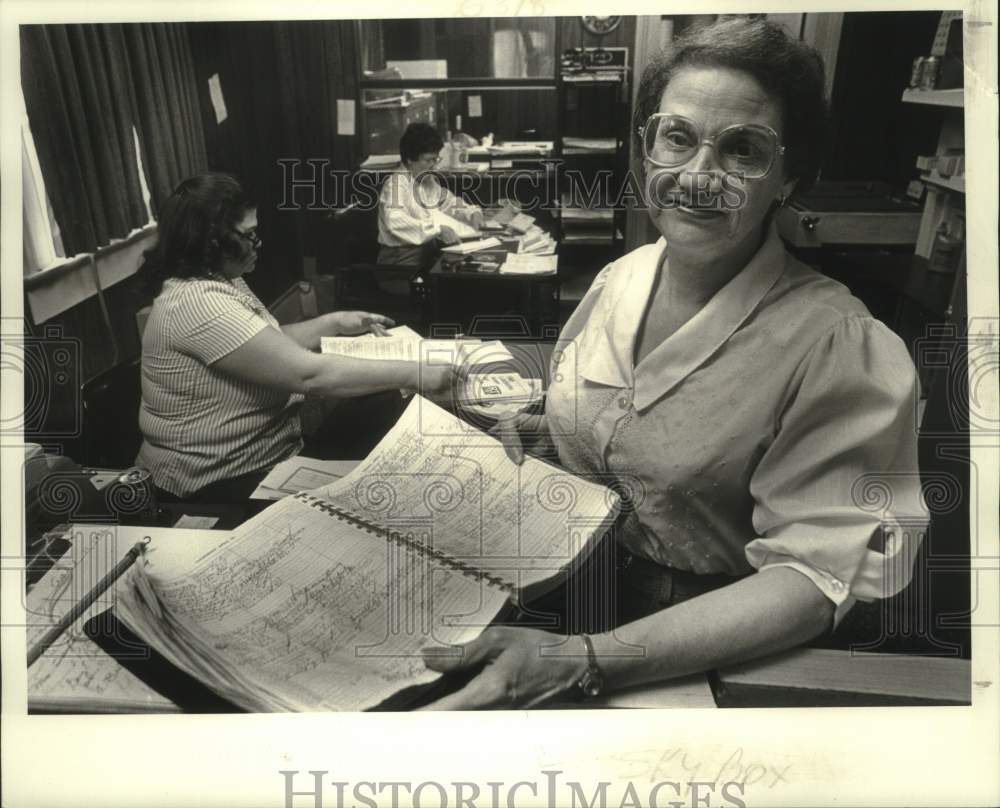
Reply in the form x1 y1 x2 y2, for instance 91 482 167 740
576 634 604 698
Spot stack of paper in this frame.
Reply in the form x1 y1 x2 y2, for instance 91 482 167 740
250 456 362 501
500 253 558 276
440 237 502 254
517 225 557 255
487 141 553 155
360 154 401 169
490 201 521 226
507 212 536 234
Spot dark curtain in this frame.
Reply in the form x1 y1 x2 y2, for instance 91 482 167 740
272 21 360 267
185 21 362 302
123 23 209 213
20 24 148 256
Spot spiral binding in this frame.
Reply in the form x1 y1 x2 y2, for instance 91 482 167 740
295 493 515 594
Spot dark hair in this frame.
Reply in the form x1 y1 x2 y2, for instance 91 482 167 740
633 17 831 193
138 173 256 295
399 123 444 166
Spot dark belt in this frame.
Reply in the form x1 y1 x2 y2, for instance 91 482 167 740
615 548 747 623
497 545 747 634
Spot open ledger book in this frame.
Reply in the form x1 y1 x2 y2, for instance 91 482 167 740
113 397 620 711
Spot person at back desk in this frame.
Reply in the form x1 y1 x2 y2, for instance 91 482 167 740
136 173 459 503
377 123 484 265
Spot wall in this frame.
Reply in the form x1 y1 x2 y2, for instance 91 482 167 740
825 11 942 186
187 21 361 304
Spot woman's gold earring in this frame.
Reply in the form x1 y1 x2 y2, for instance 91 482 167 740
776 194 787 208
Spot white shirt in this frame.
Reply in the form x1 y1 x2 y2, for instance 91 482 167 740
136 276 303 496
546 226 927 624
377 171 480 247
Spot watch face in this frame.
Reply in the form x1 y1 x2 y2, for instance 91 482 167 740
581 16 622 36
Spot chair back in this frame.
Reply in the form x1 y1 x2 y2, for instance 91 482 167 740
325 202 381 268
80 358 144 469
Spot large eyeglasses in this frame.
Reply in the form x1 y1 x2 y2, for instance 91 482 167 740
639 114 784 179
234 227 261 248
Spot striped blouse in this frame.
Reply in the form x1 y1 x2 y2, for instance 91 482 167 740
135 275 303 497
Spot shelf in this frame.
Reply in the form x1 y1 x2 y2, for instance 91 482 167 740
559 229 623 245
561 73 626 84
901 88 964 108
557 207 615 223
561 137 617 156
920 170 965 194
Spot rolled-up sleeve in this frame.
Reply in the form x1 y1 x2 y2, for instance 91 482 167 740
745 316 927 625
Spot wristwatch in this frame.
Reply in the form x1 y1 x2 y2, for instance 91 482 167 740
576 634 604 698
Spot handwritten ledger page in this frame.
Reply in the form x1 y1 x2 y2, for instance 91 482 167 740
114 397 619 711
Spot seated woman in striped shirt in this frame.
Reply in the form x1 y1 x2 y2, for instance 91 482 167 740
377 122 484 264
135 172 457 503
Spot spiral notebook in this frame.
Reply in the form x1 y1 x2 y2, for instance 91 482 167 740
112 396 620 711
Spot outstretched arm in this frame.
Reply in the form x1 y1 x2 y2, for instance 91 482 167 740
420 566 833 709
213 325 455 399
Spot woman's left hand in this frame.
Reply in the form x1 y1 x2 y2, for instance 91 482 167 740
418 627 587 709
331 311 395 337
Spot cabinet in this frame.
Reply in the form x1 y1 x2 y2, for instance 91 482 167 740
903 88 966 265
555 53 632 259
897 87 966 419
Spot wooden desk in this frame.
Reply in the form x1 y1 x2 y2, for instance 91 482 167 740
26 519 971 713
425 256 564 340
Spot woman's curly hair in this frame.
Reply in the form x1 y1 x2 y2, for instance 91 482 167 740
633 17 831 193
138 173 256 295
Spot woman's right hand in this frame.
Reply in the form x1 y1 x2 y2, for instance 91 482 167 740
438 225 461 246
488 411 550 465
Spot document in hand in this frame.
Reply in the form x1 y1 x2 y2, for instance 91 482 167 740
112 397 620 711
430 208 479 239
320 334 514 366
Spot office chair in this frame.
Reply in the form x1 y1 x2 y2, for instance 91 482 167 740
79 358 144 469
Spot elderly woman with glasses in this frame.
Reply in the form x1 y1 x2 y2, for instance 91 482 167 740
136 173 458 503
421 18 925 708
378 122 484 255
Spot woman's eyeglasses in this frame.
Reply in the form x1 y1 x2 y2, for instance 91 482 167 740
639 114 784 179
234 227 261 248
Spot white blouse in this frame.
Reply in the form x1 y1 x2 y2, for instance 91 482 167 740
377 171 480 247
545 225 927 624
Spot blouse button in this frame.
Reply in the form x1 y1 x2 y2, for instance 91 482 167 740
829 578 846 593
618 395 629 410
